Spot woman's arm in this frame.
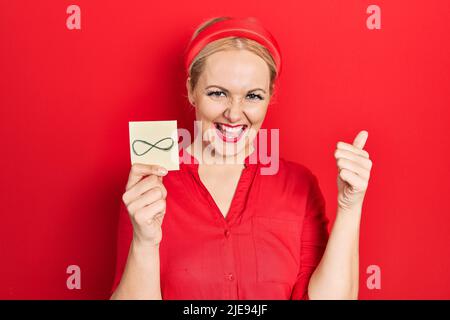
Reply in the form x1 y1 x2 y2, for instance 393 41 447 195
307 204 362 299
110 163 168 300
308 130 372 300
111 241 162 300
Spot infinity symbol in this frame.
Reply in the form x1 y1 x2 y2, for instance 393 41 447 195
132 137 175 156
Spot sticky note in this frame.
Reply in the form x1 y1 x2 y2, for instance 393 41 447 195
128 120 179 171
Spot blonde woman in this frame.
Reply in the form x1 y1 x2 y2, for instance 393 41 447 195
110 16 372 300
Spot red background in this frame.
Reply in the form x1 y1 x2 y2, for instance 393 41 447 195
1 1 449 299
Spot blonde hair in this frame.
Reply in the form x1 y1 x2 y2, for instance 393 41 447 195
187 16 278 98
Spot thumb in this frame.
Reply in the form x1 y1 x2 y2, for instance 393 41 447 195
352 130 369 149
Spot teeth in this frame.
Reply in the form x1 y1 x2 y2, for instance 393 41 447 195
225 126 241 132
215 123 246 138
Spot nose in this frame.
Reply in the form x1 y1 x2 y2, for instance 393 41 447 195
223 97 244 123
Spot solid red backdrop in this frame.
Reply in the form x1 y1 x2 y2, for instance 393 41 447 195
0 1 449 299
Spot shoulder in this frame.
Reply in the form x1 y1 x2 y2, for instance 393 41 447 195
279 158 314 178
252 157 322 219
162 163 194 188
259 157 317 191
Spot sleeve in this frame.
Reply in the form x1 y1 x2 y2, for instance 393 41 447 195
109 200 133 297
290 172 330 300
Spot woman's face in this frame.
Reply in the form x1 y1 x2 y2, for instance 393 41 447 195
187 49 272 159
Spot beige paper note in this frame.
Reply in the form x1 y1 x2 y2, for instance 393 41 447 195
129 121 179 171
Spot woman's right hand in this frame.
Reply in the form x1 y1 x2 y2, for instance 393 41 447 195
122 163 168 247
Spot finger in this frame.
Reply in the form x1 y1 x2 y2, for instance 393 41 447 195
157 182 167 199
336 141 369 158
126 163 168 190
352 130 369 150
142 177 167 199
126 187 165 214
132 175 164 198
153 211 166 224
334 149 373 170
339 168 368 192
123 175 159 205
337 158 370 179
134 199 166 225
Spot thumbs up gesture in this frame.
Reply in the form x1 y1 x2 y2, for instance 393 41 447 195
334 130 373 212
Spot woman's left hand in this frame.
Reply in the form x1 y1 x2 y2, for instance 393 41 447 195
334 130 373 212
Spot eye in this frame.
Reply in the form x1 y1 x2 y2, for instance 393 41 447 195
207 90 226 98
247 93 264 100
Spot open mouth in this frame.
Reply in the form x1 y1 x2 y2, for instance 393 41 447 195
214 122 248 143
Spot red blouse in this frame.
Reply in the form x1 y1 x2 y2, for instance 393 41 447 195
111 149 329 299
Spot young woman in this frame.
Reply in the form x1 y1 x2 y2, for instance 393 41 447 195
110 16 373 300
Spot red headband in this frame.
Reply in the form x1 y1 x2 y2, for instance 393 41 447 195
184 17 282 79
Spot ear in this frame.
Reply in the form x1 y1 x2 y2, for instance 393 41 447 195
186 77 195 106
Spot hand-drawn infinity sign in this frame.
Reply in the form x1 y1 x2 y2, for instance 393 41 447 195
131 137 175 156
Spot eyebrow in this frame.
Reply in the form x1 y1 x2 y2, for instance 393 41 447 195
205 85 266 94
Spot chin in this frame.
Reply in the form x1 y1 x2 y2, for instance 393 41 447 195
211 141 247 157
210 134 254 160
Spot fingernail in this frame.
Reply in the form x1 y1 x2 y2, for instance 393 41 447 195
158 167 168 175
